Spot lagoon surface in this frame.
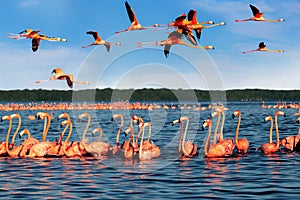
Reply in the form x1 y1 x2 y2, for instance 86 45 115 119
0 101 300 199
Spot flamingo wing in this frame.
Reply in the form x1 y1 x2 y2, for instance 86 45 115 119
125 1 137 24
195 28 202 40
175 14 186 22
104 43 111 52
181 28 197 45
187 10 197 23
249 4 260 17
64 75 73 88
258 42 266 48
32 38 40 52
86 31 101 41
168 30 183 39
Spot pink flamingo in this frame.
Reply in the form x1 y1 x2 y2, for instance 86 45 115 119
242 42 284 54
82 31 121 51
235 4 285 22
172 116 197 157
281 117 300 151
258 111 285 154
232 110 249 154
202 119 226 158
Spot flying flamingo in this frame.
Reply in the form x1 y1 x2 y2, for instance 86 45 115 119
242 42 284 54
232 110 249 154
235 4 285 22
202 119 226 158
35 68 90 88
258 111 285 154
172 116 197 157
137 30 214 57
187 10 225 40
281 117 300 151
116 1 158 34
82 31 121 51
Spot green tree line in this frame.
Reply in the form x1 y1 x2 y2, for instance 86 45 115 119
0 88 299 102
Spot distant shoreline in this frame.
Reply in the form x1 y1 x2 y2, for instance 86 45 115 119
1 88 300 102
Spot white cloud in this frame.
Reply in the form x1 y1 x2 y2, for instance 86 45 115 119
18 0 40 7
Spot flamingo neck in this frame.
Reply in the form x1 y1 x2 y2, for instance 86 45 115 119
5 118 13 156
116 116 124 146
269 118 273 143
274 115 280 146
63 122 73 156
178 121 183 153
220 111 225 140
96 129 103 142
204 123 212 156
81 114 90 144
213 113 220 144
11 116 22 144
42 116 51 142
181 119 190 156
235 114 241 144
139 126 145 159
146 125 152 149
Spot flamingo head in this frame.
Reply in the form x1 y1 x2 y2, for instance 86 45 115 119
210 111 219 118
205 45 215 50
79 112 89 120
296 117 300 124
278 50 284 52
232 110 241 119
10 113 20 119
57 112 70 120
202 119 211 130
36 112 49 120
218 22 226 26
275 110 285 117
91 127 102 136
19 128 29 138
60 119 71 128
278 19 285 22
172 118 181 126
0 115 11 122
264 115 272 123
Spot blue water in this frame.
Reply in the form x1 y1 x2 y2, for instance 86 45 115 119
0 101 300 199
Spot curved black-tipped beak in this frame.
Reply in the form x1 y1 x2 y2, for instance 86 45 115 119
111 117 114 122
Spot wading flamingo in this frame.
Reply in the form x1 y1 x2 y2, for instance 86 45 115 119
35 68 90 88
281 117 300 151
202 119 226 158
111 113 124 148
242 42 284 54
172 116 197 157
258 111 285 154
79 113 110 156
232 110 249 154
235 4 285 22
137 30 214 58
82 31 121 51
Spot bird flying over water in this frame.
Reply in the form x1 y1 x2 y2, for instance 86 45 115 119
35 68 89 88
82 31 120 51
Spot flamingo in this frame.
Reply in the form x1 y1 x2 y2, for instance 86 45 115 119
111 113 124 148
281 117 300 151
210 110 235 156
139 122 160 158
7 29 66 52
61 119 85 157
138 122 160 160
235 4 285 22
258 111 285 154
232 110 249 154
137 30 214 57
187 10 225 40
242 42 284 54
22 112 55 158
35 68 90 88
79 113 110 156
202 119 226 158
172 116 197 157
116 1 158 34
82 31 121 51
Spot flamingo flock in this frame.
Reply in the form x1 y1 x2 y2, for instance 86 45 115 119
5 2 286 89
1 106 300 160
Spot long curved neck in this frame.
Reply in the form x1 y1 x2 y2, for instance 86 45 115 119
139 126 145 159
11 116 22 145
146 125 152 148
116 115 124 146
235 114 241 144
5 119 13 156
213 114 220 144
43 116 51 142
178 121 183 153
269 118 273 143
220 111 225 140
204 124 212 156
81 114 91 144
96 129 103 142
59 124 69 144
63 122 73 156
181 119 189 156
274 115 280 146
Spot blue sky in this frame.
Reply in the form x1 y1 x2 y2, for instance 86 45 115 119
0 0 299 90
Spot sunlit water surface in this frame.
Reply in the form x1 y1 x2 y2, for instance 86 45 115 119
0 101 300 199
